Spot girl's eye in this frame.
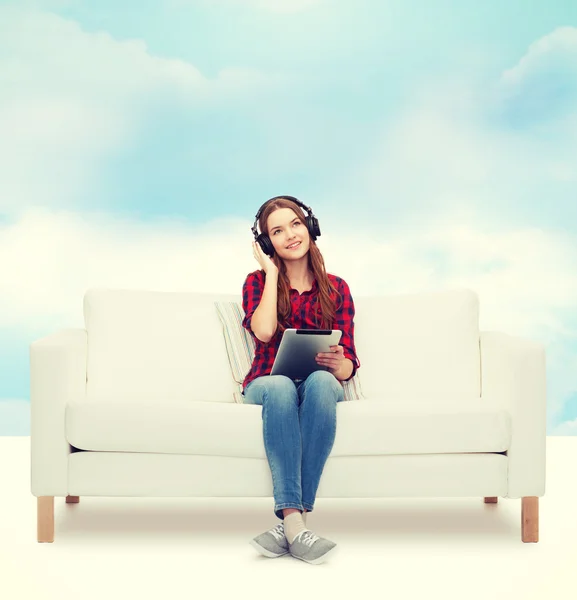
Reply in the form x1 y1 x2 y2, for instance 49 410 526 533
273 221 300 235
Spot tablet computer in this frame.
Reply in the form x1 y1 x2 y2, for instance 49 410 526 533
270 328 343 380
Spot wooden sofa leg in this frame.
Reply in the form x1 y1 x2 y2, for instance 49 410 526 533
37 497 54 543
484 497 498 503
66 495 79 503
522 496 539 543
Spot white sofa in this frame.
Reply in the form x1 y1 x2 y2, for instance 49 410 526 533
30 287 546 543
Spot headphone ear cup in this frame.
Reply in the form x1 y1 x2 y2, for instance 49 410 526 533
256 234 275 257
306 216 321 241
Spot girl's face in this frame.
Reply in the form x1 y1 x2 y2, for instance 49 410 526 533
267 208 309 258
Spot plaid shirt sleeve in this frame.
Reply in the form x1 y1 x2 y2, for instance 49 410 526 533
241 270 265 342
333 276 361 381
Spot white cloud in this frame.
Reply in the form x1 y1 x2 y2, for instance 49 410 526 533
351 85 576 227
346 25 577 226
237 0 324 12
496 26 577 130
0 400 29 437
551 418 577 436
500 26 577 86
3 203 576 346
7 0 80 8
169 0 326 13
0 5 280 216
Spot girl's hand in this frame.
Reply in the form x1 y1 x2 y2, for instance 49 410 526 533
252 240 278 275
316 345 346 374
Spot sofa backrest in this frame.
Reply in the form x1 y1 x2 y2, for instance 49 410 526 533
84 288 238 403
353 288 480 401
84 287 480 404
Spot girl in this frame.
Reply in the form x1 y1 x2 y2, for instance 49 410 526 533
242 196 361 565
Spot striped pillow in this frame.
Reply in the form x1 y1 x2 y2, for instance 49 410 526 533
214 301 365 403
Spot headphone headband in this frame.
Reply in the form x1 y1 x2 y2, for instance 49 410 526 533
251 195 315 238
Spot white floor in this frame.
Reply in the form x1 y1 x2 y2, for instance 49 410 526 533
1 437 575 600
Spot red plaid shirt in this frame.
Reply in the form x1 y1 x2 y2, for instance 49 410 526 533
241 269 361 394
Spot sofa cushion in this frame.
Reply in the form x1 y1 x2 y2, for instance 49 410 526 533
214 301 365 403
65 395 511 457
352 289 481 402
83 288 241 404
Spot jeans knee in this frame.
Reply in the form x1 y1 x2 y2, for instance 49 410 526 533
303 370 344 403
308 369 340 390
308 370 334 383
268 374 296 389
264 375 298 400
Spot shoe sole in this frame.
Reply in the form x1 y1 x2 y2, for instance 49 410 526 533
249 538 289 558
289 544 338 565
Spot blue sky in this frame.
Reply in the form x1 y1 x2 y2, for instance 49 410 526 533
1 0 577 435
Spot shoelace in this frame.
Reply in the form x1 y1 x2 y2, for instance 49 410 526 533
293 530 319 547
269 523 286 542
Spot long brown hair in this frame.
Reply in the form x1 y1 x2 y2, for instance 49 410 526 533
258 197 343 334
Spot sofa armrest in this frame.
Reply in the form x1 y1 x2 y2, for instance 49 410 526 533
30 328 87 497
479 331 546 498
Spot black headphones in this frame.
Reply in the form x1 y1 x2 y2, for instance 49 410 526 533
251 195 322 257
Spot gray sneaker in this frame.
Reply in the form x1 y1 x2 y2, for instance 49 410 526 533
249 522 289 558
288 529 337 565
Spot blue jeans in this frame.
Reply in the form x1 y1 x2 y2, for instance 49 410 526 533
243 370 345 520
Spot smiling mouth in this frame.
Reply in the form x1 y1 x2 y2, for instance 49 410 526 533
287 242 301 249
